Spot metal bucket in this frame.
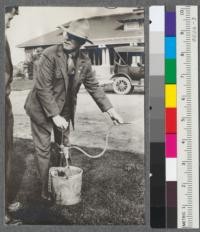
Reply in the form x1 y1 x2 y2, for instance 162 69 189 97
49 166 83 205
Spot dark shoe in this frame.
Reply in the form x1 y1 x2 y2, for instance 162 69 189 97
5 214 23 225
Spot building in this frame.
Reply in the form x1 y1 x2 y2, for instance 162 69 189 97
17 9 144 80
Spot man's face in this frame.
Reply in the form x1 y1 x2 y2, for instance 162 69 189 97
63 33 84 53
5 8 17 29
36 47 43 57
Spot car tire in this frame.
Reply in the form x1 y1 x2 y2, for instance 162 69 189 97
113 76 132 95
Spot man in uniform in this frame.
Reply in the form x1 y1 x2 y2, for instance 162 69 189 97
5 6 22 224
24 19 123 202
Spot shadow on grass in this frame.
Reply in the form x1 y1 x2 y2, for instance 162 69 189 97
12 137 144 225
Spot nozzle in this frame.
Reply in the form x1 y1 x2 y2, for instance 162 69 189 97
60 145 70 167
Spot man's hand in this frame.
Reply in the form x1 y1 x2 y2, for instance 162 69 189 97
106 108 123 125
52 115 69 130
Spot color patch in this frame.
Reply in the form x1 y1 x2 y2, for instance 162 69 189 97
165 85 177 107
166 158 177 180
165 59 176 84
167 207 177 228
150 54 164 75
165 12 176 36
166 134 177 158
150 32 165 54
166 108 176 133
165 37 176 58
166 181 177 207
166 181 177 228
150 6 165 31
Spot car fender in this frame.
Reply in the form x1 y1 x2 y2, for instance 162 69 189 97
110 73 132 83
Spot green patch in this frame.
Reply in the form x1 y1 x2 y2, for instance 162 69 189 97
165 59 176 84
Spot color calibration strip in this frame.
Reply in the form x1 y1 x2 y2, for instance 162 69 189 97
165 7 177 228
150 5 199 228
149 6 165 228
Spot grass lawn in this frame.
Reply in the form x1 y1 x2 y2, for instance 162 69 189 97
11 138 144 225
10 77 144 225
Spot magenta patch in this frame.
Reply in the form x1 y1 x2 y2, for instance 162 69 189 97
166 134 177 158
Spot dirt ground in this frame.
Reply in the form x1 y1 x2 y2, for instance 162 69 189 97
11 90 144 154
9 90 145 225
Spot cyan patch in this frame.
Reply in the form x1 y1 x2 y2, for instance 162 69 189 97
165 37 176 59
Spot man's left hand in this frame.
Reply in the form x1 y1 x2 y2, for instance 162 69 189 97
106 108 123 125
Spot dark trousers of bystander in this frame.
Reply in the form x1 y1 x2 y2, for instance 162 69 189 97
5 97 14 213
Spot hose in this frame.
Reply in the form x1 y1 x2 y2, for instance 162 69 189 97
48 122 134 193
68 122 134 159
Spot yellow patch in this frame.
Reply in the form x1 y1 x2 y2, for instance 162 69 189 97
165 84 176 108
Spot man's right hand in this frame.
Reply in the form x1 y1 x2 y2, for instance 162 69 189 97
52 115 69 130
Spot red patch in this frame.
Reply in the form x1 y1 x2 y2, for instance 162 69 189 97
165 108 176 133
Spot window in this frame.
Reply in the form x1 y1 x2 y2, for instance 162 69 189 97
87 47 102 65
109 48 115 65
124 22 139 31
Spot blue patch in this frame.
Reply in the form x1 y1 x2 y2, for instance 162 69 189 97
165 37 176 59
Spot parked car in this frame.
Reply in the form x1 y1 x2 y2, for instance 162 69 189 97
111 46 144 94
